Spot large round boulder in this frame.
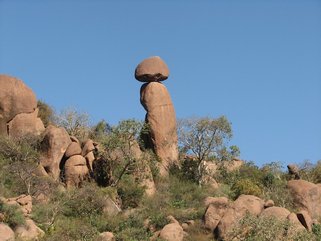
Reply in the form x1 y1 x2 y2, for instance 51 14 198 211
0 223 15 241
0 75 37 136
135 56 169 82
64 155 89 188
39 125 71 180
287 180 321 219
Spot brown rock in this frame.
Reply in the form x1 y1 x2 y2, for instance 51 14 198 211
102 198 121 216
65 142 82 158
64 155 88 188
0 75 37 136
135 56 169 82
40 125 71 180
159 222 184 241
167 215 179 224
287 164 300 179
287 180 321 219
7 108 44 139
204 197 229 232
82 139 96 156
14 218 44 240
297 210 313 231
221 158 244 172
140 82 178 175
287 213 307 236
70 135 80 144
216 195 264 240
0 223 15 241
5 195 32 217
260 206 291 220
96 232 115 241
85 151 95 172
264 199 275 208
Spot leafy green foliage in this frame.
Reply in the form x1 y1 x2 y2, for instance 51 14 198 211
231 178 262 199
37 100 54 127
118 175 145 209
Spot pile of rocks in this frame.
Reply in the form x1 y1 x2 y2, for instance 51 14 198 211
203 187 319 240
0 195 44 241
135 56 179 175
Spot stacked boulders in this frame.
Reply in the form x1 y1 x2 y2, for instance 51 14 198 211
135 56 179 175
203 194 313 241
0 195 44 240
0 75 45 139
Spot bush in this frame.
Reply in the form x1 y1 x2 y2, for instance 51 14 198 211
118 175 145 209
227 214 315 241
37 100 54 127
0 201 25 228
231 178 262 199
42 218 98 241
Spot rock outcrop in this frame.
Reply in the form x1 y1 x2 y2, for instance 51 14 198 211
14 218 44 240
215 195 264 240
0 223 15 241
0 75 44 138
40 125 71 180
159 222 184 241
287 180 321 219
64 155 89 188
136 57 179 175
204 197 229 232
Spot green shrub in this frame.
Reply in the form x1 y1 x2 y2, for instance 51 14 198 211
231 178 262 199
227 214 315 241
37 100 54 127
63 183 106 218
42 218 98 241
0 201 25 228
118 175 145 209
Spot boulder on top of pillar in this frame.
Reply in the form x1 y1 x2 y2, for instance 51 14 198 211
135 56 169 82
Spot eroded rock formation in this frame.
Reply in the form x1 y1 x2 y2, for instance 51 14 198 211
0 75 44 138
136 56 179 175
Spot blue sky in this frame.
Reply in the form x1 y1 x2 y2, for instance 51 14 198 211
0 0 320 166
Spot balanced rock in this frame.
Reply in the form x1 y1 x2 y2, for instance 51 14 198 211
0 75 38 136
40 125 71 180
135 56 169 82
140 81 179 174
7 108 44 139
287 180 321 219
64 155 89 188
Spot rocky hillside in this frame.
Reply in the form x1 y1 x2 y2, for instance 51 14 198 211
0 57 321 241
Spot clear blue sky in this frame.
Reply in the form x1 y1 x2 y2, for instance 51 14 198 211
1 0 320 167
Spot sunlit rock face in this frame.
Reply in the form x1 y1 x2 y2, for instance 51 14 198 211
135 56 179 175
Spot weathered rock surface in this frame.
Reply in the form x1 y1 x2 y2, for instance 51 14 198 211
7 109 45 139
64 155 88 188
287 180 321 219
0 223 15 241
0 75 37 136
64 142 82 158
159 222 184 241
140 82 178 175
135 56 169 82
260 206 291 220
4 195 32 217
204 197 229 232
40 125 71 180
215 195 264 241
14 218 44 240
81 139 96 156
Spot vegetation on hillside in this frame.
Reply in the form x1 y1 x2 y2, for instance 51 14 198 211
0 106 321 240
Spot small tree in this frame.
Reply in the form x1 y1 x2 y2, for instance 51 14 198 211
54 107 90 141
178 116 234 183
37 100 54 127
98 119 144 187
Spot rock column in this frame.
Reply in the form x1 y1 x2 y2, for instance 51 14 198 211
135 56 179 175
